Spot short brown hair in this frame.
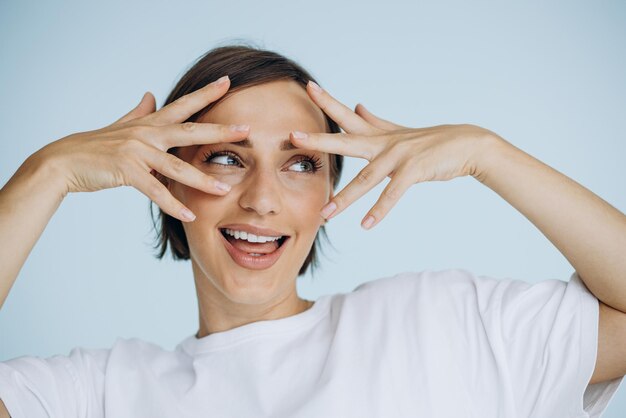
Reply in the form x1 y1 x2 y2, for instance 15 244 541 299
150 43 343 276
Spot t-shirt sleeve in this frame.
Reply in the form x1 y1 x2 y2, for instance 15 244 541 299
0 346 109 418
482 270 624 417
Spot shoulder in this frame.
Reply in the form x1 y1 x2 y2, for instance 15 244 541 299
103 336 179 364
43 336 177 376
341 268 503 319
345 268 570 319
351 267 503 300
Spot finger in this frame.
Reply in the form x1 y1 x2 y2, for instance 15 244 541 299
140 142 233 195
151 75 231 125
360 168 414 229
306 81 382 135
131 122 250 151
354 103 407 130
130 169 199 222
112 92 157 126
290 131 382 161
319 151 399 220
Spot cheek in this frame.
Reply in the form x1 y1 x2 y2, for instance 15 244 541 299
285 177 328 202
282 175 329 227
182 187 230 215
174 171 331 225
204 170 246 186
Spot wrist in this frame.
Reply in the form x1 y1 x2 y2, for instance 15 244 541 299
468 130 509 183
21 149 70 200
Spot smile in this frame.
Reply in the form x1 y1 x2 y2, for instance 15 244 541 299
218 226 291 270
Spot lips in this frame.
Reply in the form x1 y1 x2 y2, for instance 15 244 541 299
219 223 289 238
218 225 291 270
220 229 286 254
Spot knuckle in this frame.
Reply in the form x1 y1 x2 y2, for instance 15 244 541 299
118 138 144 154
119 171 133 187
389 141 411 159
167 154 187 174
355 168 373 185
139 113 155 124
220 124 235 136
146 179 167 199
393 137 412 152
173 95 190 108
124 125 149 139
221 123 232 132
360 142 376 161
181 122 196 132
119 160 143 187
332 194 346 209
382 184 401 201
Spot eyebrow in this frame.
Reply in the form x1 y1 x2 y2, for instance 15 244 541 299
230 138 297 151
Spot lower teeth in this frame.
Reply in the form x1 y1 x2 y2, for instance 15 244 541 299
249 253 263 257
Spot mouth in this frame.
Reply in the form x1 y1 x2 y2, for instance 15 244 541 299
218 227 291 270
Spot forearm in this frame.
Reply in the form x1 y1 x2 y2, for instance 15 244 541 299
0 153 68 310
474 134 626 313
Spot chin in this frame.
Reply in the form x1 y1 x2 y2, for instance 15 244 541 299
189 221 317 303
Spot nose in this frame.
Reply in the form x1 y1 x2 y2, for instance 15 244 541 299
238 168 283 216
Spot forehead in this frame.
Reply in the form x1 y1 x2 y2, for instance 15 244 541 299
197 79 327 133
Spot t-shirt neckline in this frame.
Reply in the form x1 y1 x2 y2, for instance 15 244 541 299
178 294 332 355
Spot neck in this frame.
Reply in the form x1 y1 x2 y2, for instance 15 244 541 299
191 261 313 338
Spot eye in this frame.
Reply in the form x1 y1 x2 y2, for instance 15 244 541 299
202 151 242 167
202 151 323 173
288 156 323 173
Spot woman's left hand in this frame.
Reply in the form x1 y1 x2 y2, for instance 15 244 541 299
289 81 499 229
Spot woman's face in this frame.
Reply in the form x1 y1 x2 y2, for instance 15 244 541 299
170 80 333 306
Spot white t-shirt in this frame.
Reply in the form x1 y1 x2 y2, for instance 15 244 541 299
0 269 623 417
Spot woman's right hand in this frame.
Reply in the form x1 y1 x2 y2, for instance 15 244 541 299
33 75 248 222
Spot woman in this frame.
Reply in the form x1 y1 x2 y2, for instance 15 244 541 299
0 45 624 417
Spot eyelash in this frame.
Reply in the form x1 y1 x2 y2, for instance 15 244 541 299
201 150 324 174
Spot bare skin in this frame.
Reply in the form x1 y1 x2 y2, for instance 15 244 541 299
0 75 253 311
167 80 332 337
0 75 325 416
0 77 330 341
291 80 626 385
1 75 624 415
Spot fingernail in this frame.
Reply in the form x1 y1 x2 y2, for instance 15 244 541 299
362 215 375 230
230 124 249 132
308 80 323 93
216 181 231 191
320 202 337 219
214 75 229 86
292 131 308 140
181 208 196 221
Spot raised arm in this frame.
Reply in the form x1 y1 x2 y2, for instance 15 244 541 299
0 75 250 311
0 154 66 309
289 82 626 385
293 81 626 312
0 398 10 417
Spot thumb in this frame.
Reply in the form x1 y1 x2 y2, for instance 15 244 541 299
112 92 156 125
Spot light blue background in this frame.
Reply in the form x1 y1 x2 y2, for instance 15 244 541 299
1 0 625 414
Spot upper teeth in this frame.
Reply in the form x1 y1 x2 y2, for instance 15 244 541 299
223 228 283 243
